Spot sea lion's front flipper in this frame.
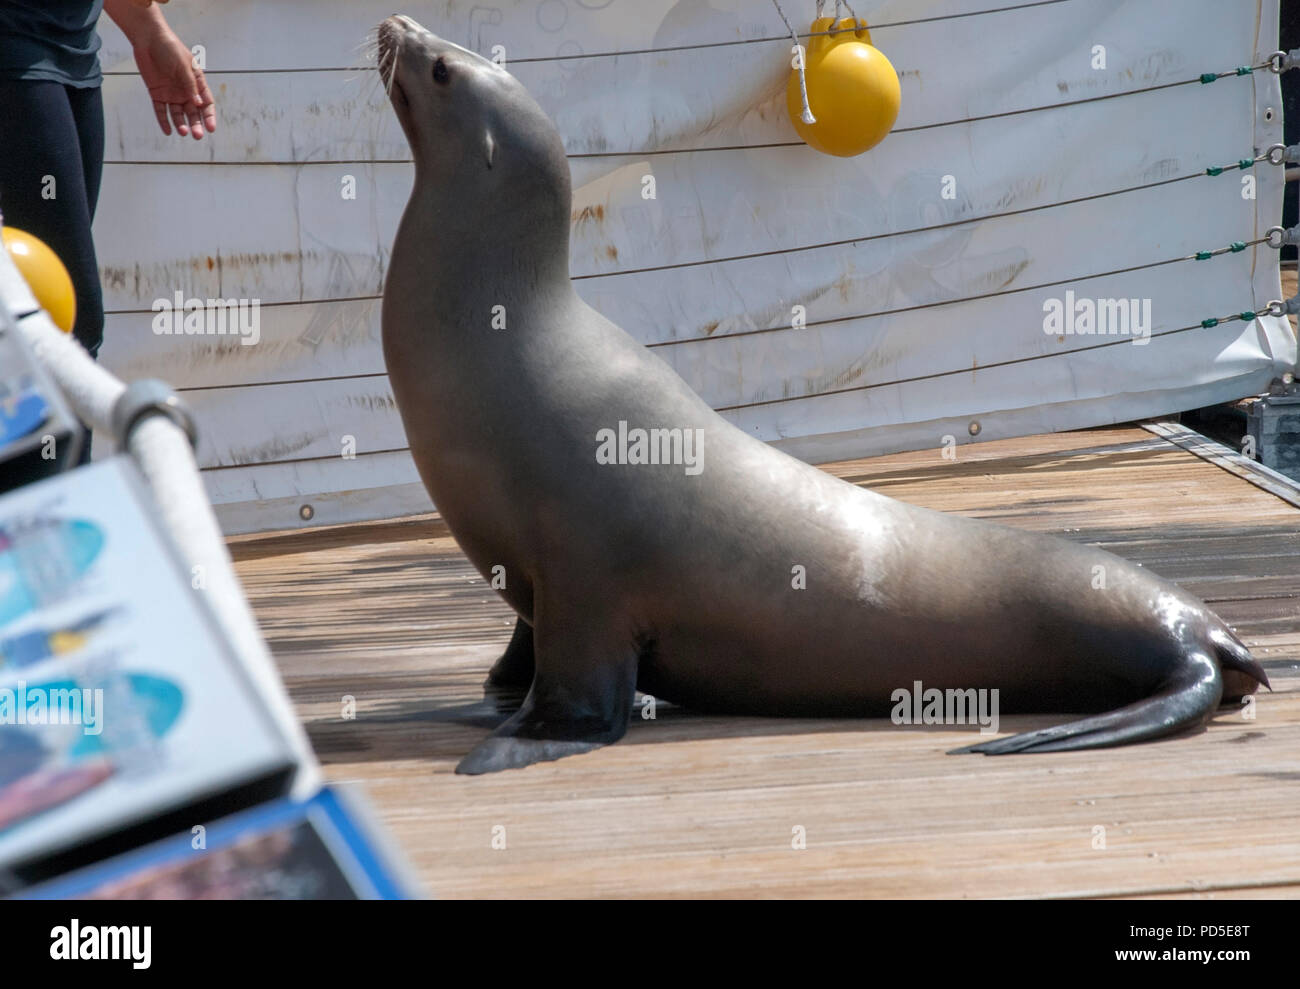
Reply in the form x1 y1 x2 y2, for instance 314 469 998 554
950 651 1226 755
456 605 638 774
485 617 534 689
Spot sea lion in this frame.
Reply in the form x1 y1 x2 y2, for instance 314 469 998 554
375 15 1268 774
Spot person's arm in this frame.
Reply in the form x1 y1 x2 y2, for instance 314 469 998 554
103 0 216 139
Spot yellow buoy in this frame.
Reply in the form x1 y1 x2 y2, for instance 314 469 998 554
2 225 76 333
787 17 901 157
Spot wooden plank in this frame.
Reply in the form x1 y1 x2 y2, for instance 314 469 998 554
1142 421 1300 509
229 427 1300 898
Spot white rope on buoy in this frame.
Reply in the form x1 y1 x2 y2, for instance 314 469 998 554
771 0 815 125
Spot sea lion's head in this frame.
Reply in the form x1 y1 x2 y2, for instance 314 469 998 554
376 15 571 230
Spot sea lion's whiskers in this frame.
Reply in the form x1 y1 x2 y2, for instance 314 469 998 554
343 32 380 90
369 27 398 100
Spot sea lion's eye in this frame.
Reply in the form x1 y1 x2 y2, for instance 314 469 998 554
433 57 450 84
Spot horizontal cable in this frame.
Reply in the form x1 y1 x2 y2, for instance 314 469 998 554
714 316 1256 413
650 249 1223 349
114 177 1261 356
103 0 1076 75
192 313 1257 473
102 67 1245 167
107 293 381 316
171 239 1267 396
200 445 410 472
571 171 1208 281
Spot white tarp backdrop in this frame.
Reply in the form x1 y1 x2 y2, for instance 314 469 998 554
93 0 1297 533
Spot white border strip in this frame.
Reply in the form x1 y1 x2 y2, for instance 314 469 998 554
1142 418 1300 510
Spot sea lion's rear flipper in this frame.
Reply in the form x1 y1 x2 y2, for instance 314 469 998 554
950 650 1231 755
1209 624 1271 699
456 605 638 774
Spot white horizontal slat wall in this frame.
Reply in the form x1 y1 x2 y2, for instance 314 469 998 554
94 0 1296 533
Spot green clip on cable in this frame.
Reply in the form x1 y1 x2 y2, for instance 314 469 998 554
1206 160 1255 176
1200 66 1255 83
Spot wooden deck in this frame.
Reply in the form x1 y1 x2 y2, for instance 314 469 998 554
229 425 1300 899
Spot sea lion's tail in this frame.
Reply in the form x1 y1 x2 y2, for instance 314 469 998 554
950 627 1268 756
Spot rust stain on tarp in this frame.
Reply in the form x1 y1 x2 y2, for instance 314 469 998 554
346 393 397 412
993 257 1030 289
101 250 317 301
835 270 855 302
674 267 889 344
824 364 865 389
1141 157 1179 181
572 204 605 225
222 431 318 466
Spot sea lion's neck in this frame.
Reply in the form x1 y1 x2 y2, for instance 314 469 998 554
389 181 576 327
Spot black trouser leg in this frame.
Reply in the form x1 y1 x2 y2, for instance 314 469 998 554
0 79 105 357
0 80 106 464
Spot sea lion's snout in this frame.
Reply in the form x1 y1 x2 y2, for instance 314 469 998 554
376 15 523 177
377 14 495 83
377 12 570 226
376 16 483 116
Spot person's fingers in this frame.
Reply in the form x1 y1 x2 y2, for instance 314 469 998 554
185 102 204 139
152 100 172 135
168 102 189 136
193 69 217 134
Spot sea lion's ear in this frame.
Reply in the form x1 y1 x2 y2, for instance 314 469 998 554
484 130 495 169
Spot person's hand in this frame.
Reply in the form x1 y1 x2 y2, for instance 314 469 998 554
133 29 216 139
129 1 170 7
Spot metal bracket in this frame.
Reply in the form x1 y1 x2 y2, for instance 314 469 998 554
111 379 199 451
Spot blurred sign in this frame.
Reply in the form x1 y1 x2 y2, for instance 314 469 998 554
0 457 298 890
